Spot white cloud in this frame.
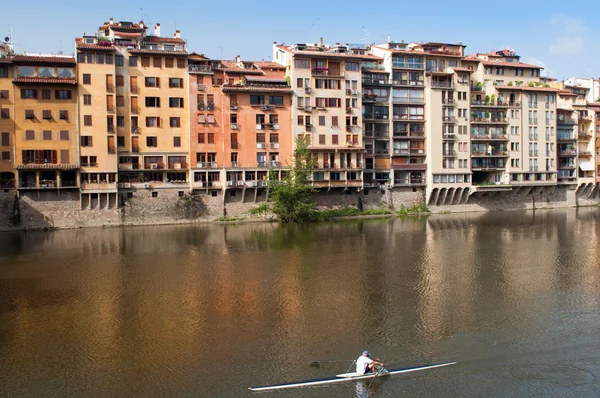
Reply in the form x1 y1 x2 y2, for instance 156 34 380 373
548 14 589 56
522 57 553 77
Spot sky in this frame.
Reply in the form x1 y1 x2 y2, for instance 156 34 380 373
1 0 599 80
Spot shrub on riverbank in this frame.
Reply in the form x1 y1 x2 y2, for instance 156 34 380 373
397 203 430 215
313 208 392 221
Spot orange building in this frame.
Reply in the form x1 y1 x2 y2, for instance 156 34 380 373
189 56 293 195
11 55 79 191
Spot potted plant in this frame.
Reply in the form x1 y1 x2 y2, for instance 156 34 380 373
485 95 490 105
490 94 496 105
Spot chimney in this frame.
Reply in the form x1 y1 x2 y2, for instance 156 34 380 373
154 23 161 37
139 21 145 29
387 34 391 43
235 55 241 63
319 37 323 47
174 30 180 39
335 42 340 47
109 17 114 25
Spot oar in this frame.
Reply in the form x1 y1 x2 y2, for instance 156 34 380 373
367 364 385 389
309 359 354 368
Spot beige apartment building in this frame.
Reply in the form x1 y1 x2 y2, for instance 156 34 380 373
77 19 189 207
273 41 368 190
0 52 14 188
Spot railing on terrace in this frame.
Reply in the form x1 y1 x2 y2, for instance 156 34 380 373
392 61 424 69
189 65 213 73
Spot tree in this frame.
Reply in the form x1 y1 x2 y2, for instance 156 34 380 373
269 136 316 223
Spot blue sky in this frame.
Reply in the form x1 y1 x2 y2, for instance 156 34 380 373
1 0 599 79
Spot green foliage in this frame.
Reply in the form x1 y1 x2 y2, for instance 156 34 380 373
527 82 535 87
484 95 490 104
269 136 317 223
507 81 514 86
543 83 550 88
216 216 245 222
490 94 496 104
397 203 430 215
247 202 271 217
534 82 542 87
312 208 392 221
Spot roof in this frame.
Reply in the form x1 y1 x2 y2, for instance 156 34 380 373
144 36 186 44
479 59 542 69
75 42 116 51
245 76 287 83
12 55 76 65
221 84 293 94
495 85 559 92
451 67 473 73
422 42 466 48
15 163 79 170
0 58 12 64
277 45 382 60
371 45 422 56
12 76 77 85
109 25 146 33
559 91 578 97
128 49 187 56
253 61 285 70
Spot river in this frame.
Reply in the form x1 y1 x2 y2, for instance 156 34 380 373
1 208 600 397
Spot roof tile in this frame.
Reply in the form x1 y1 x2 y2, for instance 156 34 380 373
12 55 76 64
13 76 77 85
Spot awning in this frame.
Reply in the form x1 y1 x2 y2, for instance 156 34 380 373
114 32 142 39
579 161 594 171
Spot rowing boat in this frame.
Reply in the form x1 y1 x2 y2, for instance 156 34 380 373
249 361 456 392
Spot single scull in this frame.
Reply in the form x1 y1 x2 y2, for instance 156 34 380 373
249 361 456 392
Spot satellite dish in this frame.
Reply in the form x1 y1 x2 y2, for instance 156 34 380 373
4 37 8 43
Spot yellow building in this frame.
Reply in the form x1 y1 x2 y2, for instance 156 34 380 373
0 56 14 188
78 19 190 201
11 55 79 191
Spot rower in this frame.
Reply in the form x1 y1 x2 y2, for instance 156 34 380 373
356 351 384 374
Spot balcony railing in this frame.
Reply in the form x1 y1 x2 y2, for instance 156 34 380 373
189 65 213 73
144 162 165 170
471 117 508 124
106 83 114 92
363 113 390 120
442 98 456 105
198 162 218 168
392 80 424 86
392 114 425 121
392 97 425 104
471 134 508 140
363 95 388 102
392 61 424 69
557 134 576 141
471 150 509 157
130 85 138 93
391 163 427 170
362 78 390 85
442 116 456 123
558 150 576 156
168 162 188 169
393 130 425 138
312 68 344 77
442 150 457 157
431 81 453 88
108 146 116 154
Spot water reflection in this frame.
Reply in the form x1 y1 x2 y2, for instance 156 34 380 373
0 209 600 396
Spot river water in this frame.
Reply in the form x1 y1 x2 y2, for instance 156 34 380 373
1 209 600 397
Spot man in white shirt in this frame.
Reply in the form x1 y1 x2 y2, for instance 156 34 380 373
356 351 384 374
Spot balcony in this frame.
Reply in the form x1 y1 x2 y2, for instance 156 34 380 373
196 84 206 91
578 132 591 140
442 150 457 157
393 80 424 87
312 68 344 77
528 151 539 157
442 116 456 123
363 94 388 103
118 163 140 170
471 134 508 141
392 149 410 156
392 97 425 104
395 178 426 186
144 162 165 170
470 100 520 108
168 162 188 169
557 134 576 142
392 61 424 69
471 150 509 157
393 129 425 139
197 162 218 169
363 113 390 121
391 163 427 170
260 104 274 111
230 103 238 111
362 78 391 86
558 149 576 156
392 114 425 122
442 98 456 106
270 142 280 149
579 151 592 157
557 118 576 125
431 81 453 89
471 117 508 125
471 161 506 170
189 65 213 74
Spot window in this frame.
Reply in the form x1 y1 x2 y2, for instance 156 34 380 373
345 62 359 71
60 130 69 140
115 75 124 87
332 116 338 126
165 58 174 68
172 136 181 147
117 136 125 147
80 136 93 147
25 130 34 140
59 110 68 120
43 130 52 140
177 58 186 68
129 56 138 67
170 117 181 127
115 55 124 66
0 108 9 119
146 117 160 127
17 66 34 77
53 90 71 100
83 94 92 105
169 97 184 108
296 78 303 88
0 90 7 99
332 135 339 144
145 97 161 107
117 116 124 127
82 74 91 84
1 132 9 146
169 78 183 88
153 57 162 68
106 54 113 64
40 89 51 100
84 115 92 126
116 96 124 107
0 66 7 78
1 151 9 160
146 137 158 147
141 57 150 67
319 116 326 126
145 77 159 87
21 89 37 99
294 59 310 68
207 133 215 143
319 135 326 144
26 110 36 120
250 95 265 105
269 96 284 105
